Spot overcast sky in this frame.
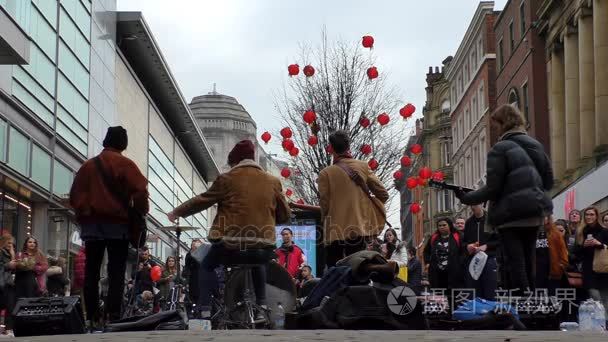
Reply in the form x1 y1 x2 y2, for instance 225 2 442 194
117 0 508 226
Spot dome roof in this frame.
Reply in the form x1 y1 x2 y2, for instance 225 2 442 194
189 90 256 127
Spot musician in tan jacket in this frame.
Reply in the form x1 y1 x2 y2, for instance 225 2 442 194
317 130 389 268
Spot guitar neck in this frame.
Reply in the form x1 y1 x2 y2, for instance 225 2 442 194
429 180 473 192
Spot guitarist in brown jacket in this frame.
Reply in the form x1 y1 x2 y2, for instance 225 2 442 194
70 126 149 327
318 130 389 268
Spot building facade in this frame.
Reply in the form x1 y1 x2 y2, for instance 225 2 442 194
538 0 608 217
0 1 218 278
447 1 499 217
495 0 550 150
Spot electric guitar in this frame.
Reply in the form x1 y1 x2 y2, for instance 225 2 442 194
428 179 474 193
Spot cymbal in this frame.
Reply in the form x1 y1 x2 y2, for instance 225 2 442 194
160 226 199 232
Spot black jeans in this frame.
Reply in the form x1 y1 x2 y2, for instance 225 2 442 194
499 227 538 295
464 256 498 300
84 239 129 321
325 236 372 269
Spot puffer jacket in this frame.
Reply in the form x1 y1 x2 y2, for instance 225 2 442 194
458 131 553 227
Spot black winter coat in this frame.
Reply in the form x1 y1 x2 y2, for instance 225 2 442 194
459 131 553 226
463 213 499 257
573 224 608 289
423 231 465 289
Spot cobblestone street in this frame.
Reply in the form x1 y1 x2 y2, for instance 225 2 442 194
12 330 608 342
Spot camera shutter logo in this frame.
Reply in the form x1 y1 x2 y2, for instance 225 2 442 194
387 286 417 315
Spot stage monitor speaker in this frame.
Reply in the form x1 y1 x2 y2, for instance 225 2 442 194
13 296 85 337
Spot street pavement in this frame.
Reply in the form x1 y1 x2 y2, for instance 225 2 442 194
12 330 608 341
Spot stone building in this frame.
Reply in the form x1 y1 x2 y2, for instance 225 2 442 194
447 1 499 218
410 60 455 242
538 0 608 216
494 0 550 150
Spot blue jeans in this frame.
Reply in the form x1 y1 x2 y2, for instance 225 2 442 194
464 256 498 300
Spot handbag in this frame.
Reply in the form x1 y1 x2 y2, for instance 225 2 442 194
94 157 147 248
593 246 608 274
566 271 583 288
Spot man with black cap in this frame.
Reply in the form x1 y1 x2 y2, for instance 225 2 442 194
167 139 290 321
70 126 149 327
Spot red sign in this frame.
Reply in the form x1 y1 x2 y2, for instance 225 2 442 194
564 189 576 219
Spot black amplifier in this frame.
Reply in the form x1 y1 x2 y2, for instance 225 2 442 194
13 296 86 336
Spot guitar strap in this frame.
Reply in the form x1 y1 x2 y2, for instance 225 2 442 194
336 162 391 228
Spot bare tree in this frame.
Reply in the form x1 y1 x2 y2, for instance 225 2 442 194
274 30 410 206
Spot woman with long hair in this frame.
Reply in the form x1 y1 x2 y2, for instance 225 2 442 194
15 236 48 298
566 209 582 252
602 213 608 228
455 105 553 294
0 233 16 334
574 207 608 317
381 228 408 267
423 218 464 291
158 256 179 309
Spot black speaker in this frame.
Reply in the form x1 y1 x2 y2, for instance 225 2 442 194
13 296 86 337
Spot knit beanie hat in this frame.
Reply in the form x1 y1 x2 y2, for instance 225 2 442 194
103 126 128 151
228 140 255 166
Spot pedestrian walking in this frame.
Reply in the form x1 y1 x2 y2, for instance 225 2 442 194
423 218 464 292
275 228 306 278
455 105 553 295
573 207 608 319
69 126 150 326
318 130 389 268
463 204 499 300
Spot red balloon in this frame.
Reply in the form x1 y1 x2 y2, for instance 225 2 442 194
432 171 445 182
401 156 412 167
282 138 295 151
360 144 372 155
280 127 293 139
410 203 422 214
281 168 291 179
303 65 315 77
367 66 379 80
362 35 374 49
288 64 299 76
303 110 316 124
359 117 371 128
261 131 271 144
419 167 433 180
406 177 418 189
377 113 390 126
286 189 293 197
368 158 379 171
410 144 423 155
393 170 404 180
151 265 162 282
289 147 300 157
326 145 333 154
307 135 318 146
417 177 427 186
399 103 416 119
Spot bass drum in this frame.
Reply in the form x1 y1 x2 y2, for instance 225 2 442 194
223 261 297 324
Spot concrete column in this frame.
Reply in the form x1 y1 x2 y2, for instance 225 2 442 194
594 0 608 147
550 47 566 179
564 29 580 170
579 11 596 159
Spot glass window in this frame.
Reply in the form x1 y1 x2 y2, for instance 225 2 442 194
21 44 55 94
520 2 526 38
498 39 504 70
12 66 54 112
509 22 515 54
478 38 483 61
522 83 530 123
32 0 58 28
57 121 87 155
0 0 31 33
59 9 90 68
31 145 51 190
12 81 54 127
53 160 73 196
57 105 87 141
60 0 90 40
8 127 30 176
59 41 89 98
149 136 174 176
57 73 89 127
0 119 6 162
479 85 485 111
29 8 57 61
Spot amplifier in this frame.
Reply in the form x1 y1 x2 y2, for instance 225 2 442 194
13 296 86 336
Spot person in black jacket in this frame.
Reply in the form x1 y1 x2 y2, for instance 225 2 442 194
573 207 608 317
463 204 498 300
455 105 553 295
407 247 422 294
423 218 464 292
183 239 202 310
